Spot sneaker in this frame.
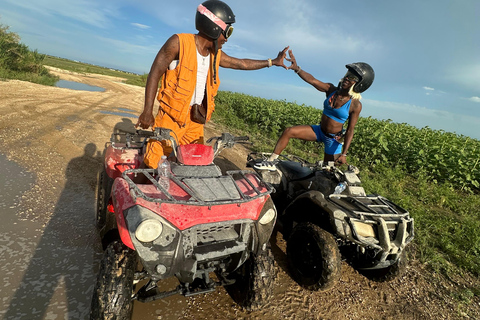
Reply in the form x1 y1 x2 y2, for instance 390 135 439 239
254 160 278 171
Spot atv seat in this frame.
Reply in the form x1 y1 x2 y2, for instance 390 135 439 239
278 161 313 181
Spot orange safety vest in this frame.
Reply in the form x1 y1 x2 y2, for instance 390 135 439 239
157 33 221 127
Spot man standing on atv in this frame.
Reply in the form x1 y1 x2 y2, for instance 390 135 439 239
136 0 289 169
255 49 374 171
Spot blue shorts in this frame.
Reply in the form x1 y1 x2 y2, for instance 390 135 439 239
311 125 343 155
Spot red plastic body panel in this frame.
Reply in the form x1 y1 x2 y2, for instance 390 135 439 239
112 178 137 249
112 173 268 235
176 144 214 165
105 145 143 180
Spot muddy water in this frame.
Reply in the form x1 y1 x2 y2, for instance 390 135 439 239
0 153 103 320
55 79 105 92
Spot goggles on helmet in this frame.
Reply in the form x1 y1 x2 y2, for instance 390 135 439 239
223 24 234 38
197 4 234 39
344 72 359 82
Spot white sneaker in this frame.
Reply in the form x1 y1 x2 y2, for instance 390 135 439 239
254 160 278 171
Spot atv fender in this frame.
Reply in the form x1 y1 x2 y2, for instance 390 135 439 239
112 178 136 249
282 190 347 237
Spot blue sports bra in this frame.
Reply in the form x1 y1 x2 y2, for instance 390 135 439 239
322 91 351 124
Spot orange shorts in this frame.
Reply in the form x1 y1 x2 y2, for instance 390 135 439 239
143 110 205 168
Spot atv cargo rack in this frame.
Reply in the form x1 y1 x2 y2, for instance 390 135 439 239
328 194 410 218
122 168 273 206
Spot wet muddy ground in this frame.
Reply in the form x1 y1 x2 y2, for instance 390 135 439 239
0 68 479 319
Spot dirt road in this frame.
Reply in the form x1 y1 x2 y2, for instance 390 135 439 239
0 68 478 319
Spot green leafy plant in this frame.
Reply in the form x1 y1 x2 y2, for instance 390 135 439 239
0 24 58 85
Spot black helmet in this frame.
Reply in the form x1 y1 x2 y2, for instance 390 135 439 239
196 1 235 40
346 62 375 93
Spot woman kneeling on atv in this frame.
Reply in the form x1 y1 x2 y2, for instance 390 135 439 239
255 50 374 171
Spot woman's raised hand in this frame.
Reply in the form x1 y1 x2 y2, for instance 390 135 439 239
286 49 298 70
272 46 290 69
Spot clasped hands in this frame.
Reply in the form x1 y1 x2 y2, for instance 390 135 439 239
273 46 299 72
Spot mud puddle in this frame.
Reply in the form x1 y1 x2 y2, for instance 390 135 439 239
55 79 105 92
0 153 101 320
0 153 197 320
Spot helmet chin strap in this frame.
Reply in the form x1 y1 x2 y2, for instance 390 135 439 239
332 80 344 107
212 39 219 84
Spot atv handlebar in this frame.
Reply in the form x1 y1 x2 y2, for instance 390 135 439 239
207 133 251 158
110 128 250 160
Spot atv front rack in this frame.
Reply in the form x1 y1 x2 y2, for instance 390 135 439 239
329 193 415 253
122 168 273 206
328 194 410 218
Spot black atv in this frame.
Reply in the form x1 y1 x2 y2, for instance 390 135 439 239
248 153 414 290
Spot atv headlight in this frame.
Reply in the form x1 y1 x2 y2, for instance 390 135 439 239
352 221 375 238
135 219 163 243
259 208 276 225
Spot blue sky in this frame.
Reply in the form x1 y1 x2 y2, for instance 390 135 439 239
1 0 479 140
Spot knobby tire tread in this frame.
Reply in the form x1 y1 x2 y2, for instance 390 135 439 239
287 222 342 291
90 240 136 320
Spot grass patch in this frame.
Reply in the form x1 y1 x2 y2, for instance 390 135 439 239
0 67 58 85
43 55 148 87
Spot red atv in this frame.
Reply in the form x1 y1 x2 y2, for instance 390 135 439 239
91 128 277 319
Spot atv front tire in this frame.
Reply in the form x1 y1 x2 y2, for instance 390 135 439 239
287 222 341 291
226 245 276 311
90 240 137 320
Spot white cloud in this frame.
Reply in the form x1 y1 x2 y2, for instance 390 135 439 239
2 0 119 28
361 99 480 139
95 35 159 57
445 62 480 95
423 86 446 96
131 23 150 30
468 96 480 103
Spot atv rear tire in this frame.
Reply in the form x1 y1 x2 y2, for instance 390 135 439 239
96 169 114 230
90 240 137 320
287 222 341 291
226 245 276 311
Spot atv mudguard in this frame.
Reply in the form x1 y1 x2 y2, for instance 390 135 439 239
281 190 348 238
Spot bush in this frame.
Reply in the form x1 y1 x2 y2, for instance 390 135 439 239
0 24 58 85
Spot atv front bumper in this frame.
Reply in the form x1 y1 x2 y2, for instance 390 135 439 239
330 194 415 269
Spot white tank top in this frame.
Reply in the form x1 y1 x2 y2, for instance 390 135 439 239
190 50 210 105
